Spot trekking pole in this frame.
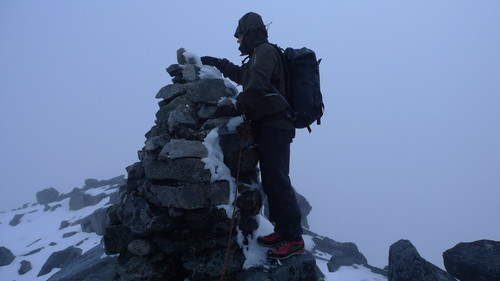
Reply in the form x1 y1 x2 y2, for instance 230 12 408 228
220 122 249 281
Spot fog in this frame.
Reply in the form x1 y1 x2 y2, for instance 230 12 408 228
1 0 499 269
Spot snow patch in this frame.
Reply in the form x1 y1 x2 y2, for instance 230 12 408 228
226 116 244 132
182 50 202 68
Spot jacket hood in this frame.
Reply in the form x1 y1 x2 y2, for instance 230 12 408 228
234 12 268 55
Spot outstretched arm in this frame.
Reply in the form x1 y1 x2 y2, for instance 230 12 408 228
201 56 246 85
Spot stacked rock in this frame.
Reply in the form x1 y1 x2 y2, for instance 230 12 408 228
103 49 262 281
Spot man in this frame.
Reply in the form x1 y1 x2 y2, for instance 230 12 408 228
201 12 304 260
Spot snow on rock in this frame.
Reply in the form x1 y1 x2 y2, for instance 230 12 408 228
0 179 121 281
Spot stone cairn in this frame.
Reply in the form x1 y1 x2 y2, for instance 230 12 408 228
103 49 262 281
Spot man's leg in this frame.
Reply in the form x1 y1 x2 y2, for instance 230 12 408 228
255 126 302 241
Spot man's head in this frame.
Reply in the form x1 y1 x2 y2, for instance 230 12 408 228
234 12 268 55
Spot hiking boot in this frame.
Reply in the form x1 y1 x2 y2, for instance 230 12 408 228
268 239 305 260
257 232 284 247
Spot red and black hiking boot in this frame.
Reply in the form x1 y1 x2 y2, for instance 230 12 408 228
268 239 305 260
257 232 284 247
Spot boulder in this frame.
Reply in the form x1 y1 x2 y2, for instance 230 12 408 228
9 213 24 226
115 254 174 281
116 194 175 234
22 247 44 256
167 104 198 127
59 220 70 230
155 95 193 124
18 260 32 275
140 181 230 209
47 243 117 281
158 138 208 160
0 246 15 266
295 191 312 229
155 83 186 102
166 63 182 77
84 179 101 188
443 239 500 281
68 190 107 211
182 240 245 280
36 187 60 204
236 252 323 281
143 158 211 183
99 175 126 187
125 162 145 193
38 246 83 276
103 224 134 255
182 64 200 82
144 135 170 151
197 104 217 119
127 239 154 256
388 239 456 281
79 207 108 235
185 79 232 105
324 238 367 272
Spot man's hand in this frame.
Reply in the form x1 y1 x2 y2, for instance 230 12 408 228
201 56 221 67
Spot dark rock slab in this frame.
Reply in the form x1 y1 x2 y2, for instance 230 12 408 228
168 104 198 127
166 64 182 77
197 104 217 119
143 158 211 183
141 181 230 209
116 194 175 234
84 179 101 188
62 231 78 238
59 220 70 230
236 251 323 281
0 246 15 266
38 246 83 276
144 135 170 151
296 191 312 229
103 224 134 255
22 247 44 256
18 260 32 275
323 238 367 272
127 239 153 256
443 239 500 281
155 83 186 102
388 239 456 281
68 190 107 211
125 162 145 193
9 213 24 226
185 79 233 105
36 187 60 204
158 138 208 160
47 243 117 281
80 207 108 235
182 242 245 280
182 64 199 82
155 95 193 124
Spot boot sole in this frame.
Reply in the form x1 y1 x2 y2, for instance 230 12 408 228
257 239 284 248
268 248 305 260
257 241 282 248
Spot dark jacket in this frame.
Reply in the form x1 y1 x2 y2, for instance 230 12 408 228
219 12 294 130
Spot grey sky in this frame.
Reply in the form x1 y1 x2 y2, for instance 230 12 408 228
1 0 499 269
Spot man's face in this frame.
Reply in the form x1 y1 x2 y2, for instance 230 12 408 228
237 36 243 45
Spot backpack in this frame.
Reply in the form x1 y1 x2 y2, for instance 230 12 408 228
273 45 325 133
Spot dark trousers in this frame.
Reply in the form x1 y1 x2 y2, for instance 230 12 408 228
254 126 302 240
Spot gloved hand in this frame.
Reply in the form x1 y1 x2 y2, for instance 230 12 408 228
201 56 222 67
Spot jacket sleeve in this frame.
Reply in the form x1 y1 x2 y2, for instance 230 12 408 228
218 59 246 86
